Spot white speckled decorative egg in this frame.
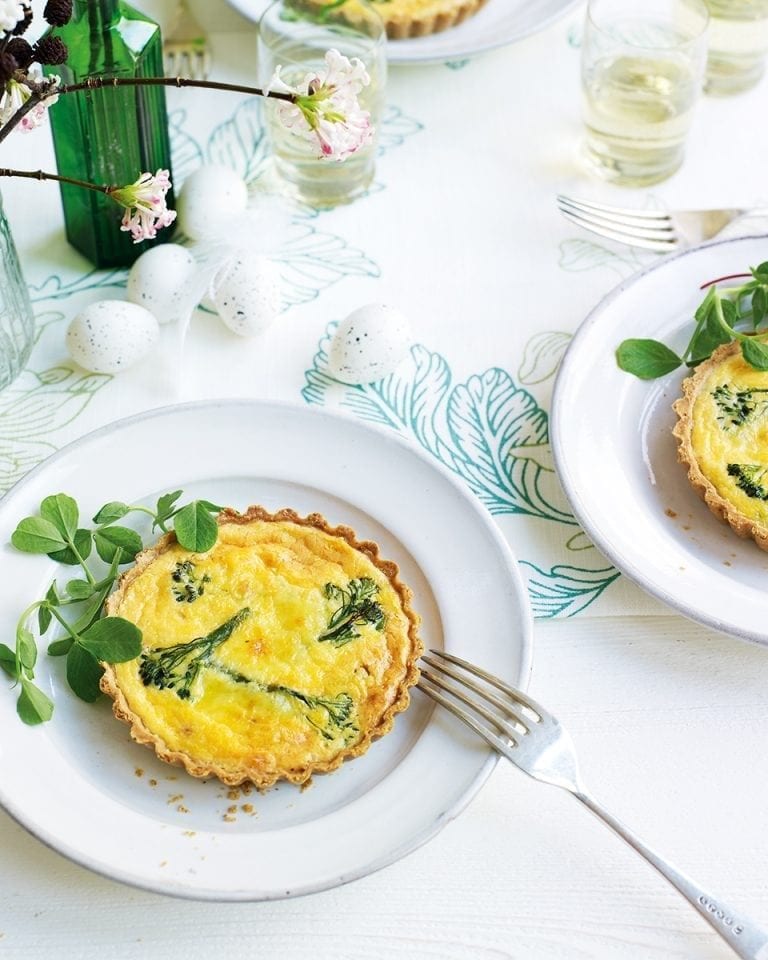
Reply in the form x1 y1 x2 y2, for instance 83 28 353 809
176 165 249 241
126 244 196 325
66 300 159 374
212 256 282 337
328 305 412 384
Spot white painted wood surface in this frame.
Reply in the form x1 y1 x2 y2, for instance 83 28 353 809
2 615 767 959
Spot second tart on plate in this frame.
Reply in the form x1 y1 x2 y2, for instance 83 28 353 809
673 338 768 550
101 506 421 788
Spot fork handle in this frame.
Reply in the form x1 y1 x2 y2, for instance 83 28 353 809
575 790 768 960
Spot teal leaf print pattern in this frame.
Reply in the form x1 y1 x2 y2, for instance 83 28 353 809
304 323 571 523
558 238 652 279
520 562 620 618
30 267 127 305
0 360 110 492
518 331 572 385
206 100 270 184
445 370 571 521
169 108 205 187
274 226 380 309
302 323 620 617
377 106 424 154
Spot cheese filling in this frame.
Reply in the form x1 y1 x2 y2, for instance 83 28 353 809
691 350 768 524
110 521 413 776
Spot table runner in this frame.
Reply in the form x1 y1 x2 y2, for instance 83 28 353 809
2 10 767 621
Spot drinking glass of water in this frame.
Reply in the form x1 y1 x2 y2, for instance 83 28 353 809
704 0 768 95
581 0 709 186
258 0 386 208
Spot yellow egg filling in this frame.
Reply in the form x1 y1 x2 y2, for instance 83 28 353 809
104 511 419 786
690 349 768 524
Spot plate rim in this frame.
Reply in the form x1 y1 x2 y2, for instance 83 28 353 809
0 397 534 900
551 233 768 645
226 0 582 64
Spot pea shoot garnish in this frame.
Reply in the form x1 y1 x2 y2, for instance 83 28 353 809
3 490 223 725
617 262 768 380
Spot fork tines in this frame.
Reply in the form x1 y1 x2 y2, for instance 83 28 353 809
418 650 541 753
557 195 679 252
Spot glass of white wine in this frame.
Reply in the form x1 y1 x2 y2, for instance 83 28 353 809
704 0 768 95
581 0 709 186
257 0 386 208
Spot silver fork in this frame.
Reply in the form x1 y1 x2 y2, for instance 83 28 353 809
557 194 768 253
419 650 768 960
163 0 210 81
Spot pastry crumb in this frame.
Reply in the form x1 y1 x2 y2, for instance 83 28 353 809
182 830 196 837
177 805 189 814
159 861 167 868
241 803 256 815
168 794 184 804
665 508 677 518
134 768 144 778
222 814 236 823
149 778 158 787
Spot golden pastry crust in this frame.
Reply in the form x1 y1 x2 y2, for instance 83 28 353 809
101 506 422 788
300 0 489 39
673 340 768 550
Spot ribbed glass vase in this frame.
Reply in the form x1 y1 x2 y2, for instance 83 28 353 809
45 0 174 268
0 190 35 392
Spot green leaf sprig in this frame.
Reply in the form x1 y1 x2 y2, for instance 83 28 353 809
5 491 223 724
617 263 768 380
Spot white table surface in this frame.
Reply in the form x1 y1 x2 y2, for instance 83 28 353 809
2 2 768 957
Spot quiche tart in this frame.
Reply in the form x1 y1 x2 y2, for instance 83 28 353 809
101 506 421 788
300 0 489 39
673 339 768 550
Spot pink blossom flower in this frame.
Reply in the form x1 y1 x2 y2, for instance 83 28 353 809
0 72 60 133
110 169 177 244
268 49 373 162
0 0 26 35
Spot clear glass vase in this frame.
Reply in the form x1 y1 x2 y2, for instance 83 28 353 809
0 191 35 392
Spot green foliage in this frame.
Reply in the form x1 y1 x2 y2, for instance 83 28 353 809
173 500 221 552
617 268 768 380
615 339 682 379
5 488 224 724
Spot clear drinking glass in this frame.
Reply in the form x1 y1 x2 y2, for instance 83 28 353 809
704 0 768 95
257 0 386 207
0 191 35 392
581 0 709 186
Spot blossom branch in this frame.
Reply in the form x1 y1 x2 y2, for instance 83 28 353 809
0 165 111 194
0 74 295 146
0 165 177 243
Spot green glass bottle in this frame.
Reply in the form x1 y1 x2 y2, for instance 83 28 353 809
45 0 174 268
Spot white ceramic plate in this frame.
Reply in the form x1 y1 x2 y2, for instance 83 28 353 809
0 400 532 900
552 235 768 645
229 0 581 64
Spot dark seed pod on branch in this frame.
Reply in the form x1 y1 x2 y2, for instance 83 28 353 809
43 0 72 26
5 37 33 69
0 51 17 83
11 5 33 35
33 36 68 66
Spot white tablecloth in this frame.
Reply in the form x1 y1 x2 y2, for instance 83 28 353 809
1 2 768 956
